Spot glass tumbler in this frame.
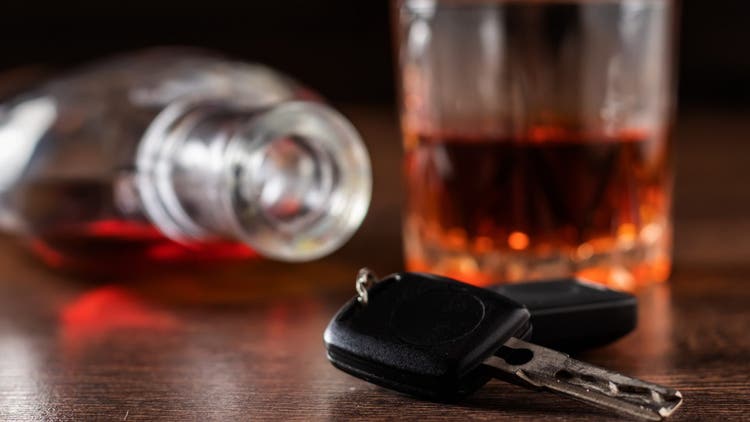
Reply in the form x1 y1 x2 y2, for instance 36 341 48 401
393 0 676 290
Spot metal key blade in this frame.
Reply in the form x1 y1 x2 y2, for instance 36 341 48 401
483 337 683 421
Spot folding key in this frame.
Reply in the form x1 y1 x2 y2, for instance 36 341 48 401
324 270 682 420
489 278 638 352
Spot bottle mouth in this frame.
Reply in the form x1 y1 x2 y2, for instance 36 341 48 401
223 101 372 261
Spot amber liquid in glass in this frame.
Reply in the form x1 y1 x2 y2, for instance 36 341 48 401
402 129 672 290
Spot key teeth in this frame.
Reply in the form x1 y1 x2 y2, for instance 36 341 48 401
488 338 685 420
658 390 684 418
651 390 663 404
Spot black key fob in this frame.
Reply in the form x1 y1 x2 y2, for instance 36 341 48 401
324 271 683 418
489 278 637 352
324 272 531 400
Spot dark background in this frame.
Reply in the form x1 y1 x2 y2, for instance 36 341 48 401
0 0 748 108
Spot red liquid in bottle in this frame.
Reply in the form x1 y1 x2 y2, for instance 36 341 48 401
16 179 257 274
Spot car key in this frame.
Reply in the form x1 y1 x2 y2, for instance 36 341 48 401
489 278 638 352
324 270 682 420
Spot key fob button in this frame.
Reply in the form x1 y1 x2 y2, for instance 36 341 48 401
391 289 485 346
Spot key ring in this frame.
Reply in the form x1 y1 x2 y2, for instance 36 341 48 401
355 268 379 305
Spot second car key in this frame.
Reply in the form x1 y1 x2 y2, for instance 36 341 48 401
325 270 683 420
489 278 638 351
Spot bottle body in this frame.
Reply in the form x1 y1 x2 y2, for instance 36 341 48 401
0 49 371 272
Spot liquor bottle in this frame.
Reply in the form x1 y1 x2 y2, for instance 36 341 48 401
0 49 371 273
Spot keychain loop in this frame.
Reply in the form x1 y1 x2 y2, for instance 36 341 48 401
355 268 379 305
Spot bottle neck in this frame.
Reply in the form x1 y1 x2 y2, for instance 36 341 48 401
135 100 371 261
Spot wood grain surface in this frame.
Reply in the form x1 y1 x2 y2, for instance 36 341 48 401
0 105 749 421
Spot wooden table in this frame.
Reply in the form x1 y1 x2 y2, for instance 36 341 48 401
0 106 748 421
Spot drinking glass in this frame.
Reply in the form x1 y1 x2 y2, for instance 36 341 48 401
393 0 676 289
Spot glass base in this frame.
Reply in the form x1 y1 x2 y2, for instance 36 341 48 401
404 224 672 291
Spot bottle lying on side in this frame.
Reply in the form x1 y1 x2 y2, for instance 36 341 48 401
0 48 372 274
